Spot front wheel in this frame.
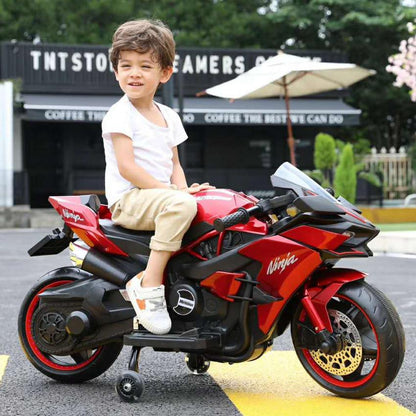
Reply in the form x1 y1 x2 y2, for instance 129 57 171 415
18 268 123 383
291 281 405 398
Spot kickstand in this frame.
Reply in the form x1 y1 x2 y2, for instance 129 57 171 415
128 346 142 373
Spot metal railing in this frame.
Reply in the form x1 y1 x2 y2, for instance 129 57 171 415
363 147 414 199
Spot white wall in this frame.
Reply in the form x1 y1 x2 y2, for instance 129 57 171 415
0 81 13 206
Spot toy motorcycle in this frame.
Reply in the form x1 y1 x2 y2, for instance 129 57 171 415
18 162 405 401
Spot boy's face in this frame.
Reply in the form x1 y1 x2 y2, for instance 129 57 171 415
115 50 172 103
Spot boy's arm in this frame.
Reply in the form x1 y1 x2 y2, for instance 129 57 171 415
171 146 188 190
171 146 216 194
111 134 171 189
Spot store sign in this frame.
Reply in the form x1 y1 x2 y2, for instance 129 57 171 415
23 108 107 123
29 49 112 73
24 107 357 126
43 109 106 122
27 49 250 76
182 112 355 126
0 42 346 95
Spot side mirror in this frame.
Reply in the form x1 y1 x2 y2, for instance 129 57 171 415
325 187 335 196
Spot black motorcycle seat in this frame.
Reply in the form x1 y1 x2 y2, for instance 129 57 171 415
99 219 152 255
98 219 215 257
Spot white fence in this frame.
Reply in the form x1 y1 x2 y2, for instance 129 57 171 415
363 147 414 199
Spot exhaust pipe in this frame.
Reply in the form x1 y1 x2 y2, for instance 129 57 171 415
82 248 132 286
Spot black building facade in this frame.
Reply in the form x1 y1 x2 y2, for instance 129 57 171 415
0 42 360 207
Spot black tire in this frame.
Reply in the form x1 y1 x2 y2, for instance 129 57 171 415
291 280 405 398
116 371 145 402
185 353 210 374
18 267 123 383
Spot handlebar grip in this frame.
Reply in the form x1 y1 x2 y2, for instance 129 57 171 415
214 208 250 232
269 192 297 209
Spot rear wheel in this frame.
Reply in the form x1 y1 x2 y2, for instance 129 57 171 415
18 268 123 383
291 281 405 398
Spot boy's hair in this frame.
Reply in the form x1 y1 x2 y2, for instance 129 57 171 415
110 19 175 71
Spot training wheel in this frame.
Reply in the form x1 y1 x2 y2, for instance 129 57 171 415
115 370 145 402
185 353 210 374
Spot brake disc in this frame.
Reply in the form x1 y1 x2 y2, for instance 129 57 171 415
309 309 363 376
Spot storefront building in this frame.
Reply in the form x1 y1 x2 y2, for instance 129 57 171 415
0 42 360 207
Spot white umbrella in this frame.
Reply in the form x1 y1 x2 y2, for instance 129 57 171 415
202 52 375 166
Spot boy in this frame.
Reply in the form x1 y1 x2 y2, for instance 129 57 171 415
102 19 212 335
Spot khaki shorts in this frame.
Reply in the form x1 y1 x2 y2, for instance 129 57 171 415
111 188 197 252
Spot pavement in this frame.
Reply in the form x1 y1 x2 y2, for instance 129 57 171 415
1 231 415 415
0 207 415 255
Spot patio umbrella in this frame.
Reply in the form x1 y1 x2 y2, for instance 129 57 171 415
202 52 375 166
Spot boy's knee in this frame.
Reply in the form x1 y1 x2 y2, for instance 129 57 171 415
183 194 198 218
179 194 198 219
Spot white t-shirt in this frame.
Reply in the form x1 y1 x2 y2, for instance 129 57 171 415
102 95 188 207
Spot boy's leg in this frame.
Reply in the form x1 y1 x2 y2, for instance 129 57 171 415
125 250 171 334
141 249 171 287
113 188 197 334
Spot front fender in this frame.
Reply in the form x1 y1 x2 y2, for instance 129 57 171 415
305 268 366 332
313 267 367 287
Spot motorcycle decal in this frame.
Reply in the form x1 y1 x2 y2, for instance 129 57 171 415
195 195 232 201
173 289 196 316
266 252 298 275
62 209 84 223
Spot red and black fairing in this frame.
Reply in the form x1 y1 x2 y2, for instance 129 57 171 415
27 182 378 362
168 188 377 337
22 163 405 399
48 195 127 256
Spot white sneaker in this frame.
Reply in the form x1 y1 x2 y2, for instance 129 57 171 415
126 273 172 335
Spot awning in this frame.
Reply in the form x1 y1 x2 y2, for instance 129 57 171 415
21 94 360 126
21 94 121 123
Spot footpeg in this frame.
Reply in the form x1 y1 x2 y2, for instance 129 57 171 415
124 330 221 352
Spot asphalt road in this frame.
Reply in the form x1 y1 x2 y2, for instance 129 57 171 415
0 229 415 415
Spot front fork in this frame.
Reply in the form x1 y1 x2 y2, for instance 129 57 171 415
300 269 366 354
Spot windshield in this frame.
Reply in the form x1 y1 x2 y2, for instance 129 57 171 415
270 162 339 203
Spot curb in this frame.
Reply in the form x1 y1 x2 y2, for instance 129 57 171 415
368 231 416 256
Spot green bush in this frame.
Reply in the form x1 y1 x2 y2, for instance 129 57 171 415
353 138 371 163
358 171 382 188
314 133 336 170
335 139 345 165
334 144 356 203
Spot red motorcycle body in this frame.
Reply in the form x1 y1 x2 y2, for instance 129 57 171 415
20 163 404 400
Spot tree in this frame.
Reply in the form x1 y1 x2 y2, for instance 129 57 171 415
334 143 356 203
0 0 272 47
386 20 416 102
313 133 336 185
266 0 416 149
1 0 143 44
1 0 415 150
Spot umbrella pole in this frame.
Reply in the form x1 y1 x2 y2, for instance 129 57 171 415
284 80 296 166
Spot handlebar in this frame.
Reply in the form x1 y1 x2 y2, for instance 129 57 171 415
214 206 260 232
213 192 296 232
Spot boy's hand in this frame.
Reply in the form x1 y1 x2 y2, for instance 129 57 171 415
184 182 215 194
